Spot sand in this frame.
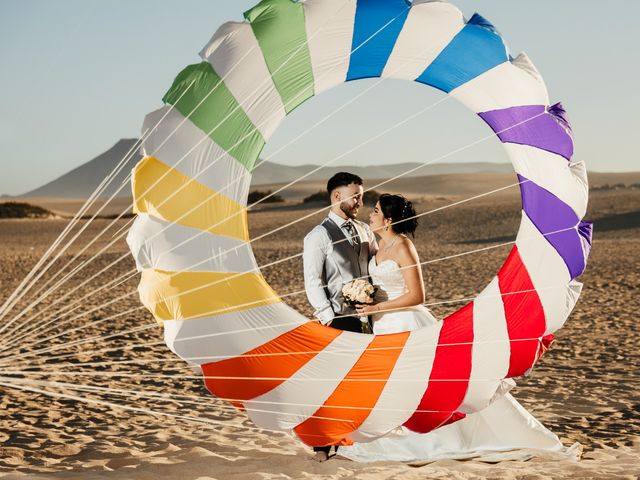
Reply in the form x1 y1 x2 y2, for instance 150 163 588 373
0 186 638 479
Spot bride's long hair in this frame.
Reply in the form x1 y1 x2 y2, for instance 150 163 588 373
378 194 418 237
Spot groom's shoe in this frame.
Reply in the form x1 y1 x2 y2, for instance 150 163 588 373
312 445 333 462
311 450 330 462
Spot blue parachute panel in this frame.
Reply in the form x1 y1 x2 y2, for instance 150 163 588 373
415 13 508 93
346 0 410 81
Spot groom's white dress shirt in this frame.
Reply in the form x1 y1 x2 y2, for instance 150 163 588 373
303 211 377 325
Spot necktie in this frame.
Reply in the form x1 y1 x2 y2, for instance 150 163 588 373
342 221 360 249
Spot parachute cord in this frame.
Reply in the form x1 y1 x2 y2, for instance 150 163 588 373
0 93 448 355
1 370 550 383
0 375 521 416
0 218 570 364
45 108 543 338
1 261 139 350
2 252 136 344
3 376 512 441
0 10 277 337
0 323 158 367
0 72 192 336
0 133 146 329
1 376 242 413
0 0 396 341
4 86 444 350
7 165 137 319
0 211 514 362
2 20 551 364
21 339 165 365
0 280 568 368
0 378 290 437
1 11 448 349
132 111 545 292
7 335 559 370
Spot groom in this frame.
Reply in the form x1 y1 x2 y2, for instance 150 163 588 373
302 172 378 462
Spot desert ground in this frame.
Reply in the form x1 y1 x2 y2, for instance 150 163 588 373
0 179 638 479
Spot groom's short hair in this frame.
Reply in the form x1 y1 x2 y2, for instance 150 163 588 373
327 172 363 195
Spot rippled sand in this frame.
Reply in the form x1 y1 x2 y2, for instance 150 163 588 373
0 188 638 479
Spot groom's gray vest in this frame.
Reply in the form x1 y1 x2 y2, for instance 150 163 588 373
321 217 372 316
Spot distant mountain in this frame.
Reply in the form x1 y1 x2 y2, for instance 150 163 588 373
250 161 512 186
17 138 513 198
21 139 142 199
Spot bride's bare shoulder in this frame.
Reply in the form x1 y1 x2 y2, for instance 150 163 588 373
395 236 419 264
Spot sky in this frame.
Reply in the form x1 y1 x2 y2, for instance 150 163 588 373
0 0 638 196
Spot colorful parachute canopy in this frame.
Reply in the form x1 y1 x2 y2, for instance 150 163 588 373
126 0 592 447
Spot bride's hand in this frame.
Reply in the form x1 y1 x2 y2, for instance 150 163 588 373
356 304 379 315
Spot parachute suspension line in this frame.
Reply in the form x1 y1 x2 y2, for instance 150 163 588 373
0 171 542 361
6 54 451 349
16 166 136 303
0 377 262 420
4 377 224 405
91 1 417 262
6 198 136 334
183 178 530 292
0 12 451 351
16 339 165 365
0 379 290 439
7 332 562 371
0 369 550 383
0 179 536 365
0 71 195 337
1 252 135 347
125 222 562 323
0 14 289 335
121 17 459 266
2 377 240 414
120 180 530 323
0 243 572 368
1 10 546 369
0 376 482 428
0 134 146 329
0 95 451 358
0 377 389 424
0 0 373 336
0 323 157 367
0 376 445 416
132 107 546 297
0 375 522 416
147 88 446 268
94 110 546 317
3 375 611 427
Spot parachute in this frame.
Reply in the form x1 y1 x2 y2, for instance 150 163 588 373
126 0 592 447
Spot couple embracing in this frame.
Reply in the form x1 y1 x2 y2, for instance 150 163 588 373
302 172 572 463
303 172 435 337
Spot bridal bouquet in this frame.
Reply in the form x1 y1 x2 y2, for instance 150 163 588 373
342 278 377 334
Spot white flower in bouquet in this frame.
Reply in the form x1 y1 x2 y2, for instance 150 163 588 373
342 278 376 306
355 290 371 304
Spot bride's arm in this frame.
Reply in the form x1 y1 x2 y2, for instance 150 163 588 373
358 240 425 315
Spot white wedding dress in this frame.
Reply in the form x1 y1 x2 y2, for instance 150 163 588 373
338 257 579 463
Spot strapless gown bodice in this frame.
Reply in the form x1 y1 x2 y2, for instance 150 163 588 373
368 257 438 334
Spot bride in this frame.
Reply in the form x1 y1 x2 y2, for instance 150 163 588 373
338 194 577 462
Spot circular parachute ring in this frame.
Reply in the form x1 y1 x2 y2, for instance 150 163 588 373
127 0 592 446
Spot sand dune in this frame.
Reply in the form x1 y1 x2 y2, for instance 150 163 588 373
0 188 638 478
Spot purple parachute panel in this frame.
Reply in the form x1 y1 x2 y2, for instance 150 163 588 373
479 103 574 160
518 174 591 279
